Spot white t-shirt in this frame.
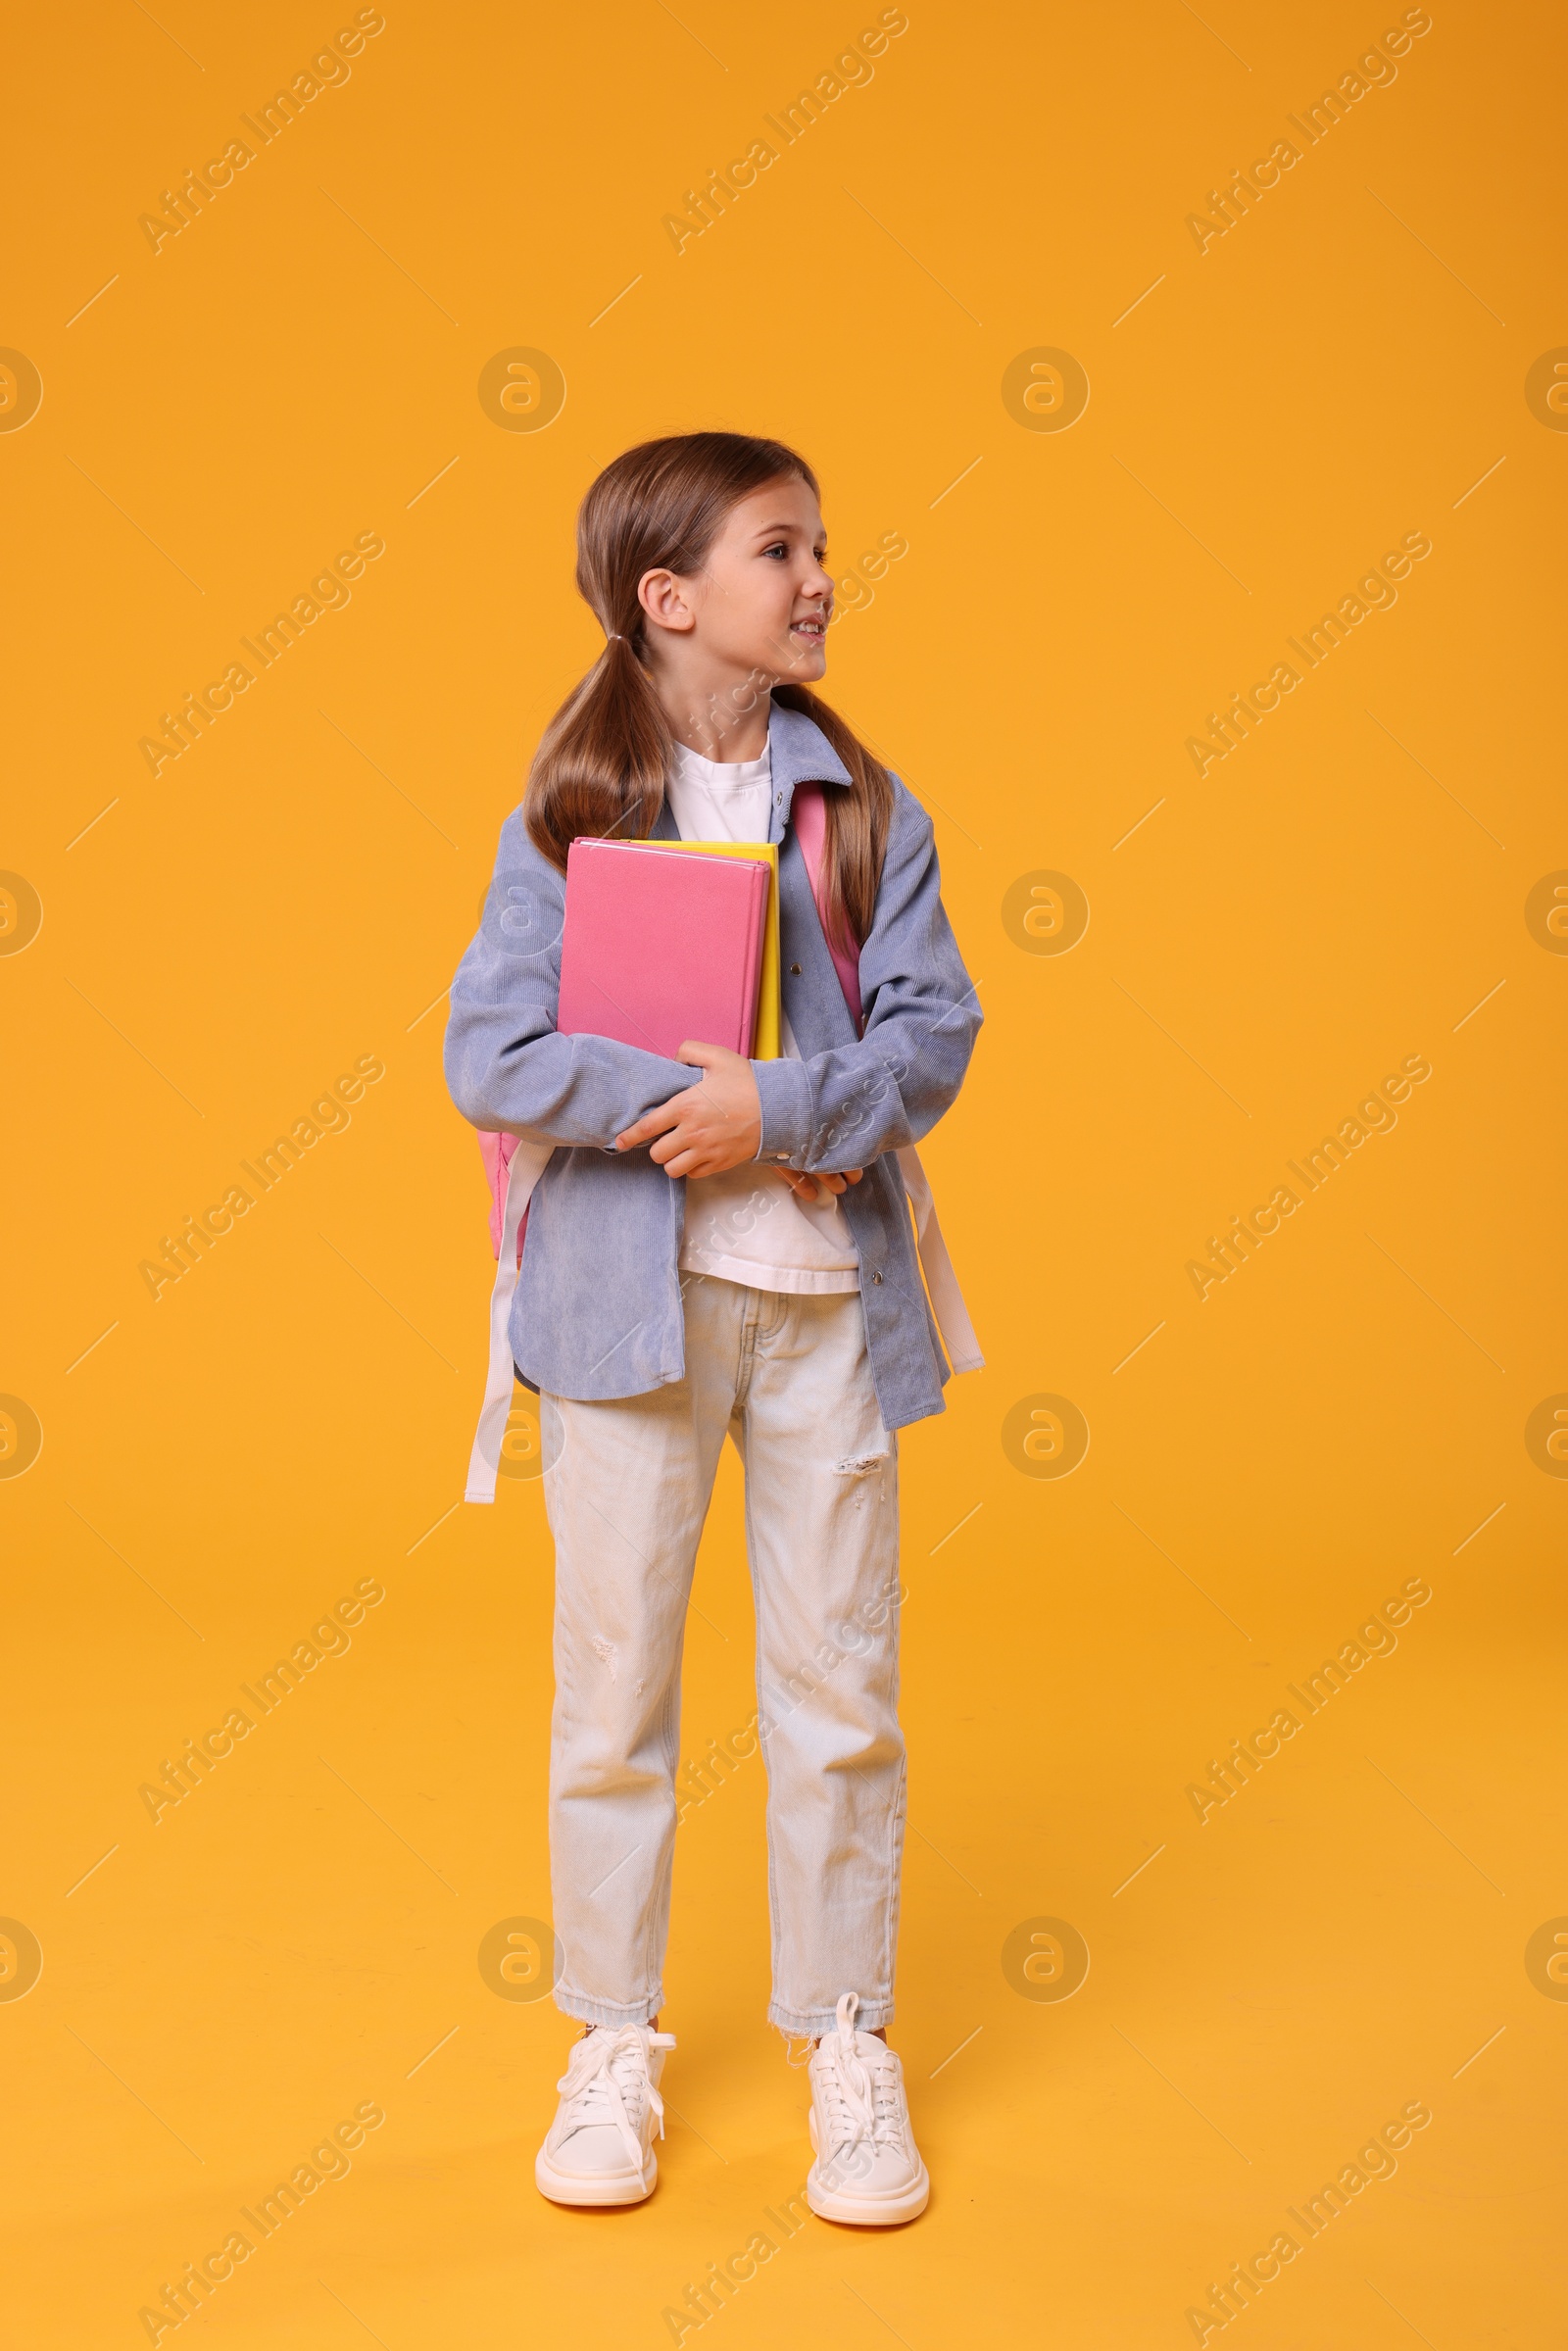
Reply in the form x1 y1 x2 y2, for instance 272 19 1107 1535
664 730 859 1296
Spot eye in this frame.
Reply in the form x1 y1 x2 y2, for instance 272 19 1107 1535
761 541 788 560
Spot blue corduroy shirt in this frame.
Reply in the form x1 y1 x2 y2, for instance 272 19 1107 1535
443 700 981 1431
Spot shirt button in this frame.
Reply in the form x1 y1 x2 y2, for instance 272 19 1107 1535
789 963 802 975
870 1270 883 1284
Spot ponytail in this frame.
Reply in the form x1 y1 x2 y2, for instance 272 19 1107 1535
523 432 893 950
524 632 671 859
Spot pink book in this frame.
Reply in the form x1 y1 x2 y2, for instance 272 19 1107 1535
556 836 770 1059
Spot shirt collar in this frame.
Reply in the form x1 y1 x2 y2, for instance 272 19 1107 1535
766 698 853 792
649 696 851 843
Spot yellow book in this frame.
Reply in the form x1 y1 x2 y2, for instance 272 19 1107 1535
620 838 781 1058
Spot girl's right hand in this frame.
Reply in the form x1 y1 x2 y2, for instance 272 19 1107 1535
782 1167 862 1203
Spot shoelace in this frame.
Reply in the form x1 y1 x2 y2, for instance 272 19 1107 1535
557 2026 675 2169
813 1993 902 2151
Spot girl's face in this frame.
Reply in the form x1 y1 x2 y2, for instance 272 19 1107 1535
638 473 834 686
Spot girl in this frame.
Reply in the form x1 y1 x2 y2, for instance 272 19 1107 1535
444 431 981 2224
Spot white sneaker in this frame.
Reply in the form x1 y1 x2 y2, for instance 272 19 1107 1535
535 2022 675 2206
806 1993 929 2224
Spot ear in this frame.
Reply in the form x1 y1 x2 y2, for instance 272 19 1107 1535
638 565 699 636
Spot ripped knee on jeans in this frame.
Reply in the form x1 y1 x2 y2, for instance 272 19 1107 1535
834 1449 889 1478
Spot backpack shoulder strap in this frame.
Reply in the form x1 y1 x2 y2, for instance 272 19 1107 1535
466 1133 553 1502
791 783 863 1034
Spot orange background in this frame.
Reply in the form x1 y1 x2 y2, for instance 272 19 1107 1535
4 0 1565 2341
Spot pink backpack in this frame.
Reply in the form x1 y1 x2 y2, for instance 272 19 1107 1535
465 785 979 1500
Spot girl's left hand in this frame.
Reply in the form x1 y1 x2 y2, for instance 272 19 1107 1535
614 1041 762 1177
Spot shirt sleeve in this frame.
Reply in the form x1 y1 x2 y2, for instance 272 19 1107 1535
752 780 982 1172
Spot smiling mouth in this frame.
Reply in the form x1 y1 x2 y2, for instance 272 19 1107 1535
790 615 827 637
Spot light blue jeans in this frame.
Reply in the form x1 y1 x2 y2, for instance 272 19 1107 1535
541 1275 906 2037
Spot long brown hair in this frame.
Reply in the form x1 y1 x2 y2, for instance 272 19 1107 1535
523 431 893 952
